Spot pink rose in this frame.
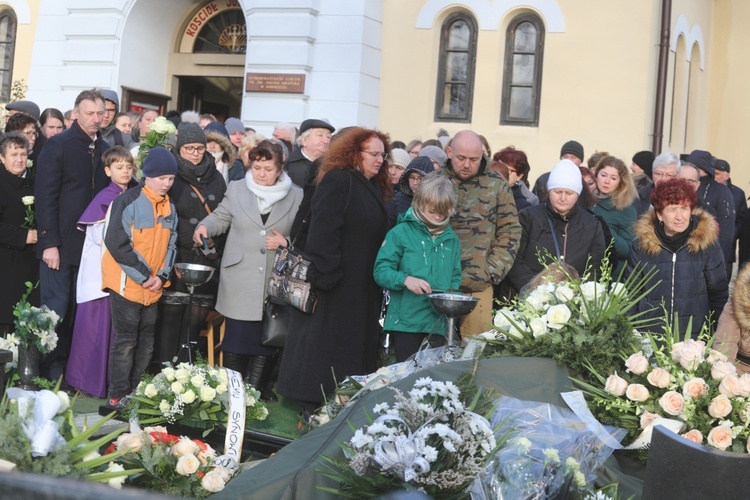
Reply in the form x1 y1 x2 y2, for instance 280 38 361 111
738 374 750 397
677 340 706 371
706 425 733 450
640 410 660 429
625 352 649 375
719 375 742 398
604 372 628 397
681 429 703 444
646 368 671 388
711 361 737 381
682 378 708 400
659 391 685 416
708 394 733 418
625 383 650 402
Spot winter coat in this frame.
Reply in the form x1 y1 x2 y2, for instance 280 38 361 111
278 168 389 403
715 263 750 373
506 204 605 291
633 174 653 217
697 175 735 267
436 158 521 292
285 148 313 188
627 208 728 337
0 167 39 325
199 175 302 321
386 157 434 227
102 184 178 306
166 152 227 295
593 195 636 276
374 207 462 335
101 123 134 149
35 121 110 264
205 130 244 184
511 183 538 212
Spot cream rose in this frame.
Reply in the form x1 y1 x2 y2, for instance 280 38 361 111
529 317 547 338
215 383 228 394
105 462 126 489
707 349 728 364
201 469 227 493
171 381 185 394
646 367 671 388
21 195 34 206
625 352 649 375
144 383 158 398
640 410 659 429
659 391 685 416
682 429 703 444
625 383 650 402
175 453 201 476
181 389 196 404
682 377 708 400
580 281 605 302
711 361 737 381
162 367 176 381
706 424 733 450
747 436 750 454
116 432 144 452
674 339 706 371
604 372 628 397
171 437 201 457
719 374 742 397
738 374 750 397
200 385 217 402
190 374 205 387
174 368 190 383
545 304 571 330
708 394 733 419
197 443 217 465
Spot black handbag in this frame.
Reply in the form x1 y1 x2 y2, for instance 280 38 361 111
261 297 292 347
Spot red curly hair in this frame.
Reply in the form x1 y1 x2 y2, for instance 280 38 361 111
650 177 697 213
493 146 530 178
317 127 393 202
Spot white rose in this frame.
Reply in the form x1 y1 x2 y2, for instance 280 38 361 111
545 304 571 330
609 281 627 297
711 361 737 381
529 317 547 338
174 368 190 383
144 383 159 399
175 453 201 476
105 462 126 489
493 309 514 331
171 381 185 394
21 195 34 206
625 352 650 375
159 399 171 413
149 116 176 135
116 432 144 452
554 284 575 302
625 383 650 402
215 383 228 394
181 389 196 404
218 369 229 384
162 367 176 381
190 374 205 387
201 469 227 493
171 437 201 457
82 450 101 462
200 385 217 402
56 391 70 414
526 290 553 311
580 281 605 302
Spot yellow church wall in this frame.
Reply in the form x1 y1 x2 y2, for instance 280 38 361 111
3 0 39 101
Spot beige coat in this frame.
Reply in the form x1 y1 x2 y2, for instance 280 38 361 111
715 263 750 373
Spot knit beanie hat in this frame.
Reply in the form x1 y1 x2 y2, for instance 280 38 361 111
419 145 448 167
143 147 178 178
176 122 206 150
224 118 245 135
390 148 410 168
547 159 582 195
560 140 584 162
632 150 655 177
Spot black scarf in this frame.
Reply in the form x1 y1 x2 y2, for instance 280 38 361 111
655 216 693 253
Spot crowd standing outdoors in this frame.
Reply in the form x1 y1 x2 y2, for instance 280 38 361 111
2 87 750 412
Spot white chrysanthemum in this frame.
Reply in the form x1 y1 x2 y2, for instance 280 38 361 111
351 428 374 449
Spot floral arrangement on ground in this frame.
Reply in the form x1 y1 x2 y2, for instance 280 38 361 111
129 361 268 436
576 319 750 457
479 260 659 379
318 373 500 499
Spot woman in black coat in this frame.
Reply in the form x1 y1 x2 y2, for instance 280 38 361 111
627 178 728 338
506 159 605 292
277 127 391 406
157 122 227 363
0 133 39 331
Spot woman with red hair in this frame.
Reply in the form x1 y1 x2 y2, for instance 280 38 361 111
490 146 538 211
278 127 392 406
627 178 728 338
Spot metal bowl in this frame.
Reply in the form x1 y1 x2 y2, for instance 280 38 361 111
428 293 479 318
174 263 215 286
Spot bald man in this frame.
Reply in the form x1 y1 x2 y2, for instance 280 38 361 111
436 130 521 338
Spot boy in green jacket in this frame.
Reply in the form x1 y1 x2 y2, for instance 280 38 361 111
374 173 463 361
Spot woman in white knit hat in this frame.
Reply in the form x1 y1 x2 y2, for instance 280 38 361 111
505 159 607 293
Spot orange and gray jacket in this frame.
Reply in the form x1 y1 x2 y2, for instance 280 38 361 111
102 184 178 305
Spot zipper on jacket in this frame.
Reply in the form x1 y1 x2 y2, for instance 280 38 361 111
670 252 676 320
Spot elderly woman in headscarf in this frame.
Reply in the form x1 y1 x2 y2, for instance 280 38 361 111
627 178 728 338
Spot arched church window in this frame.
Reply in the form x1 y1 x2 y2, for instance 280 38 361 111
193 8 247 54
501 13 545 126
0 10 16 102
435 12 477 122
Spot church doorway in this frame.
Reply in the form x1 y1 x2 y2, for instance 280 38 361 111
177 75 243 122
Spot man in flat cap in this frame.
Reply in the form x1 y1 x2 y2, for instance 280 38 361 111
285 118 335 188
6 100 40 121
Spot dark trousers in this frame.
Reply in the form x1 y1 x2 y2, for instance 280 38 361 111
391 332 445 363
108 292 158 399
39 261 78 381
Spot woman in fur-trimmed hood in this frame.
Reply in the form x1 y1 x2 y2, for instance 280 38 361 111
626 178 728 338
715 263 750 373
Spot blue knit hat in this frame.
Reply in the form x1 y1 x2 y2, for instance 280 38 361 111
143 147 177 178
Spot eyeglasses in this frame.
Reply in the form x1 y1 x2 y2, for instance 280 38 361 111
182 145 206 155
653 171 677 179
362 150 388 161
22 130 38 139
104 107 117 115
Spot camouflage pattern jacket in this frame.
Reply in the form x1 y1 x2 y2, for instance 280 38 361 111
437 159 521 292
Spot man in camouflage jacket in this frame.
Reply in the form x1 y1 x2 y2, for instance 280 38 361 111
436 130 521 337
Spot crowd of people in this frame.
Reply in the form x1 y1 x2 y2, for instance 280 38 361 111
1 87 749 415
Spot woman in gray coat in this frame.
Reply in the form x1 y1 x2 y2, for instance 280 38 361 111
194 140 302 399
